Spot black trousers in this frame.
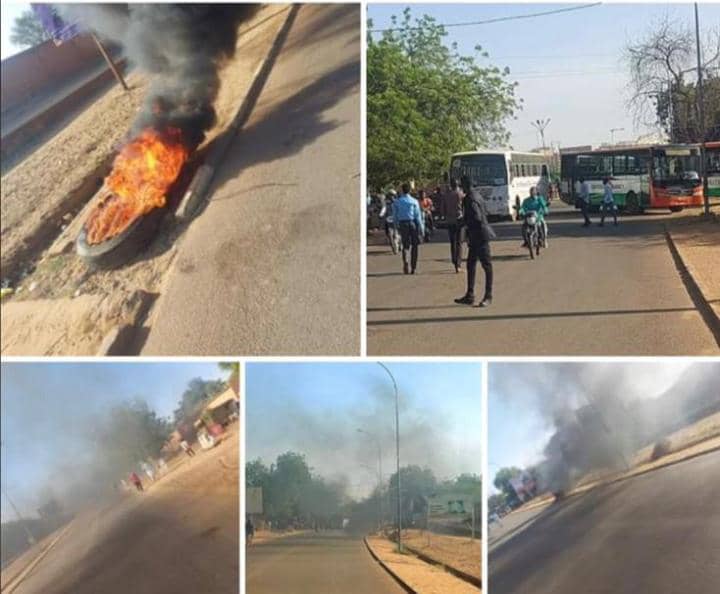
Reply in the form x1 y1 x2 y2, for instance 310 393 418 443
466 237 493 299
580 200 591 224
447 223 461 268
398 221 419 271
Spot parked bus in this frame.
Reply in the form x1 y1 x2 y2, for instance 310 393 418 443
560 144 704 213
706 141 720 198
449 150 550 219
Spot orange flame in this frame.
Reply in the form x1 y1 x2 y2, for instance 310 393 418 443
85 128 189 245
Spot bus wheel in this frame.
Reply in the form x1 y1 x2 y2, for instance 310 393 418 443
669 206 684 213
625 191 640 215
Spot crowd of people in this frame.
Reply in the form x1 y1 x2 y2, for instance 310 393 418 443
368 174 622 307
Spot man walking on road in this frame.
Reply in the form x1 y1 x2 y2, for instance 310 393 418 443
455 175 494 307
392 183 424 274
441 179 464 272
599 177 618 227
578 176 592 226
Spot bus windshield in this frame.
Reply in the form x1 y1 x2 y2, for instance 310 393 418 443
450 154 508 186
652 149 701 186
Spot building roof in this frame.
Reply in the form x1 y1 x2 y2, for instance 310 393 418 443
206 387 238 411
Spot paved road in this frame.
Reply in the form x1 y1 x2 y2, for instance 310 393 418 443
489 450 720 594
143 4 360 355
246 531 405 594
488 503 549 550
367 202 718 355
9 434 238 594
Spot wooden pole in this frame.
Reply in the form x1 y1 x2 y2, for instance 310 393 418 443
90 32 129 91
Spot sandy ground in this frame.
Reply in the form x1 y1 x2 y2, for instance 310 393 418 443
1 72 147 276
1 5 291 355
403 529 481 582
366 536 480 594
3 425 239 594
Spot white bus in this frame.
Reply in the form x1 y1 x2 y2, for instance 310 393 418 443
449 150 550 219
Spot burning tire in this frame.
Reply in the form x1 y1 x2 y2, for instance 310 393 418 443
76 205 167 268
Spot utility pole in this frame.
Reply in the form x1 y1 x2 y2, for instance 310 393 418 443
531 118 551 151
694 2 709 215
610 128 625 145
377 362 402 553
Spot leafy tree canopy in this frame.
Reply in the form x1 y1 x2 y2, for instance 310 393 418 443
367 8 521 189
10 10 51 49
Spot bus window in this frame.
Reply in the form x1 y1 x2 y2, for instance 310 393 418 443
613 155 627 174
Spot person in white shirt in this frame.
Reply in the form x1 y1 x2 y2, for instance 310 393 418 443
599 177 618 226
578 176 592 227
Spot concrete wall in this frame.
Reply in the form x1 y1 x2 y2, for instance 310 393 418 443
1 34 116 113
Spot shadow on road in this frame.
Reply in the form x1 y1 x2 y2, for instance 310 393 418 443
367 305 697 325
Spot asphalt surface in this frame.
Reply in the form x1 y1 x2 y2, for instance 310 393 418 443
246 531 405 594
367 202 718 355
489 450 720 594
143 4 360 355
8 433 239 594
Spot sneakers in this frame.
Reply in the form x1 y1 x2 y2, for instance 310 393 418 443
454 295 474 305
477 297 492 308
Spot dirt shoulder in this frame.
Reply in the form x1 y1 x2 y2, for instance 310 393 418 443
402 529 480 583
0 5 291 356
365 535 481 594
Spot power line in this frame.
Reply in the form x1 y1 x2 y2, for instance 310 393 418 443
369 3 603 34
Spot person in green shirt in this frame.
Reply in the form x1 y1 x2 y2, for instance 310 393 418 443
519 186 549 248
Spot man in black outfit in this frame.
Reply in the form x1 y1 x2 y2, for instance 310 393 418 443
454 175 494 307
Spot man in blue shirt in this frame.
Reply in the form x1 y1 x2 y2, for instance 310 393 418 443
392 183 424 274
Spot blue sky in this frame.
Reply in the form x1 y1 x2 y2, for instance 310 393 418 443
487 360 700 492
246 362 482 498
368 2 720 149
0 361 228 518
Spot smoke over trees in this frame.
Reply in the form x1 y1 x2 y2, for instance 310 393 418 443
246 452 347 529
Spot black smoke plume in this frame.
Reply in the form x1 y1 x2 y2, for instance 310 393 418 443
57 3 257 148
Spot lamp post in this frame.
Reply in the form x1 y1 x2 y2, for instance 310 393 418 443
357 428 383 529
377 362 402 553
531 118 551 151
609 127 625 145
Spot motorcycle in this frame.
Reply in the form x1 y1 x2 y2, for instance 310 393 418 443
522 212 542 259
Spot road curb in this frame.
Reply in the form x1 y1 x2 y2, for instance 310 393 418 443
403 542 482 589
664 225 720 348
176 4 300 221
363 537 417 594
1 520 74 594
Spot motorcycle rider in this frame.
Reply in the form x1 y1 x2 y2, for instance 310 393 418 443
519 186 549 248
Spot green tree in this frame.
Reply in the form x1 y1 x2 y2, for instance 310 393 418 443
246 459 270 487
173 377 226 423
488 492 507 516
10 10 51 49
493 466 523 508
388 465 437 518
367 8 521 188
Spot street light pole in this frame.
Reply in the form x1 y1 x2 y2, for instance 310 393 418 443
531 118 551 151
694 2 709 215
610 127 625 145
377 362 402 553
